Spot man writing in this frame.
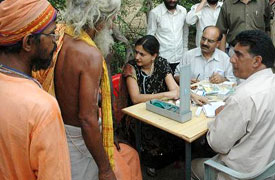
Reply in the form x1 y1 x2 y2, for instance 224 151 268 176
192 30 275 180
0 0 71 179
33 0 142 179
174 26 235 84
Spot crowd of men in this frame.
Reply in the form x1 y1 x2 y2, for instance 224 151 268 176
0 0 275 180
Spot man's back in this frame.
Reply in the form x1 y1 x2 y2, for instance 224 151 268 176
0 73 71 180
55 34 102 126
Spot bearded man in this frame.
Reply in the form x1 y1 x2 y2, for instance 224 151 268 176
186 0 223 47
147 0 189 74
32 0 142 179
0 0 71 179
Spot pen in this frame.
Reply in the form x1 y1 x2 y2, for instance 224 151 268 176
196 73 200 81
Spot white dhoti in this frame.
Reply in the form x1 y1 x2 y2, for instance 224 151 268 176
65 124 99 180
65 124 143 180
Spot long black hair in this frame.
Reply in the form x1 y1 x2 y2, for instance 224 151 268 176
135 35 160 56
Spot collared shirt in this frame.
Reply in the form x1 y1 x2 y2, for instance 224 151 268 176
207 69 275 179
174 47 236 82
0 73 71 179
216 0 271 45
186 1 223 47
147 3 189 64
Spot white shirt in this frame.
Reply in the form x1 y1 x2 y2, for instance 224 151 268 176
147 3 189 64
207 69 275 180
186 2 223 47
174 47 236 82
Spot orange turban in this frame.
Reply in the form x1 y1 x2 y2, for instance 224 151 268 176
0 0 57 46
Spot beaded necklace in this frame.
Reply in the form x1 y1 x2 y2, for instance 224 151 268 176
0 64 42 88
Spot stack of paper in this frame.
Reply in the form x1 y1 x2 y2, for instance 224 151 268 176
203 101 225 118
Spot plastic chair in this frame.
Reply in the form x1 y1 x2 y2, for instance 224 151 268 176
204 156 275 180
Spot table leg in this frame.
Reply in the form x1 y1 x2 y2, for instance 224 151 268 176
185 142 191 180
135 119 141 155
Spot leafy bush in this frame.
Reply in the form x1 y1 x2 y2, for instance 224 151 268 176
48 0 66 10
48 0 199 74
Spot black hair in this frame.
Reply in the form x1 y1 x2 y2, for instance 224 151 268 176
203 25 223 41
0 34 41 54
135 35 160 55
235 30 275 68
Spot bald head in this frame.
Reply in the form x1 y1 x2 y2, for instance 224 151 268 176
200 26 222 55
203 26 222 41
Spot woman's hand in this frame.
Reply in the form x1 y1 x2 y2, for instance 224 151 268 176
191 93 209 106
164 89 179 100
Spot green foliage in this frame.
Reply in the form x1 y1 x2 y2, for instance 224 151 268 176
111 42 126 74
48 0 66 10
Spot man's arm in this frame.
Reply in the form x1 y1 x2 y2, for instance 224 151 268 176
264 0 272 33
30 99 71 179
186 1 206 25
183 22 189 53
78 49 115 180
216 2 229 51
207 97 248 154
147 10 158 35
218 34 227 52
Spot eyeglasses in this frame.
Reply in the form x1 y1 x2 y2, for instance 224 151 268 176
201 36 218 44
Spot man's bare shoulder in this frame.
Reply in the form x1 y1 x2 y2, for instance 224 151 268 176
61 35 103 70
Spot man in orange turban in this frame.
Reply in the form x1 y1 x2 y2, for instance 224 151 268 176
0 0 71 179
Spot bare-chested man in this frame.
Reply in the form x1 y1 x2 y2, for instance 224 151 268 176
33 0 142 179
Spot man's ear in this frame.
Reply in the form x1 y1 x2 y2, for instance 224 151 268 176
21 34 33 52
216 41 221 48
252 55 263 68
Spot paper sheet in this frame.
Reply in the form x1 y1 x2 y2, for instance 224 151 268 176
203 101 225 118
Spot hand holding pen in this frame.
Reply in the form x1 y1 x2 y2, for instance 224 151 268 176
191 73 200 84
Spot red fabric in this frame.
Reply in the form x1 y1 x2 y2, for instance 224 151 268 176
112 74 121 97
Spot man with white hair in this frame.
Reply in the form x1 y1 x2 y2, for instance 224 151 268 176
33 0 142 179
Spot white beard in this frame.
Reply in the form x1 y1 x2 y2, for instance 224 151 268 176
94 27 114 58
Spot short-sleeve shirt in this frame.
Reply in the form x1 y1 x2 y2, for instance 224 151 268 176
123 56 172 95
